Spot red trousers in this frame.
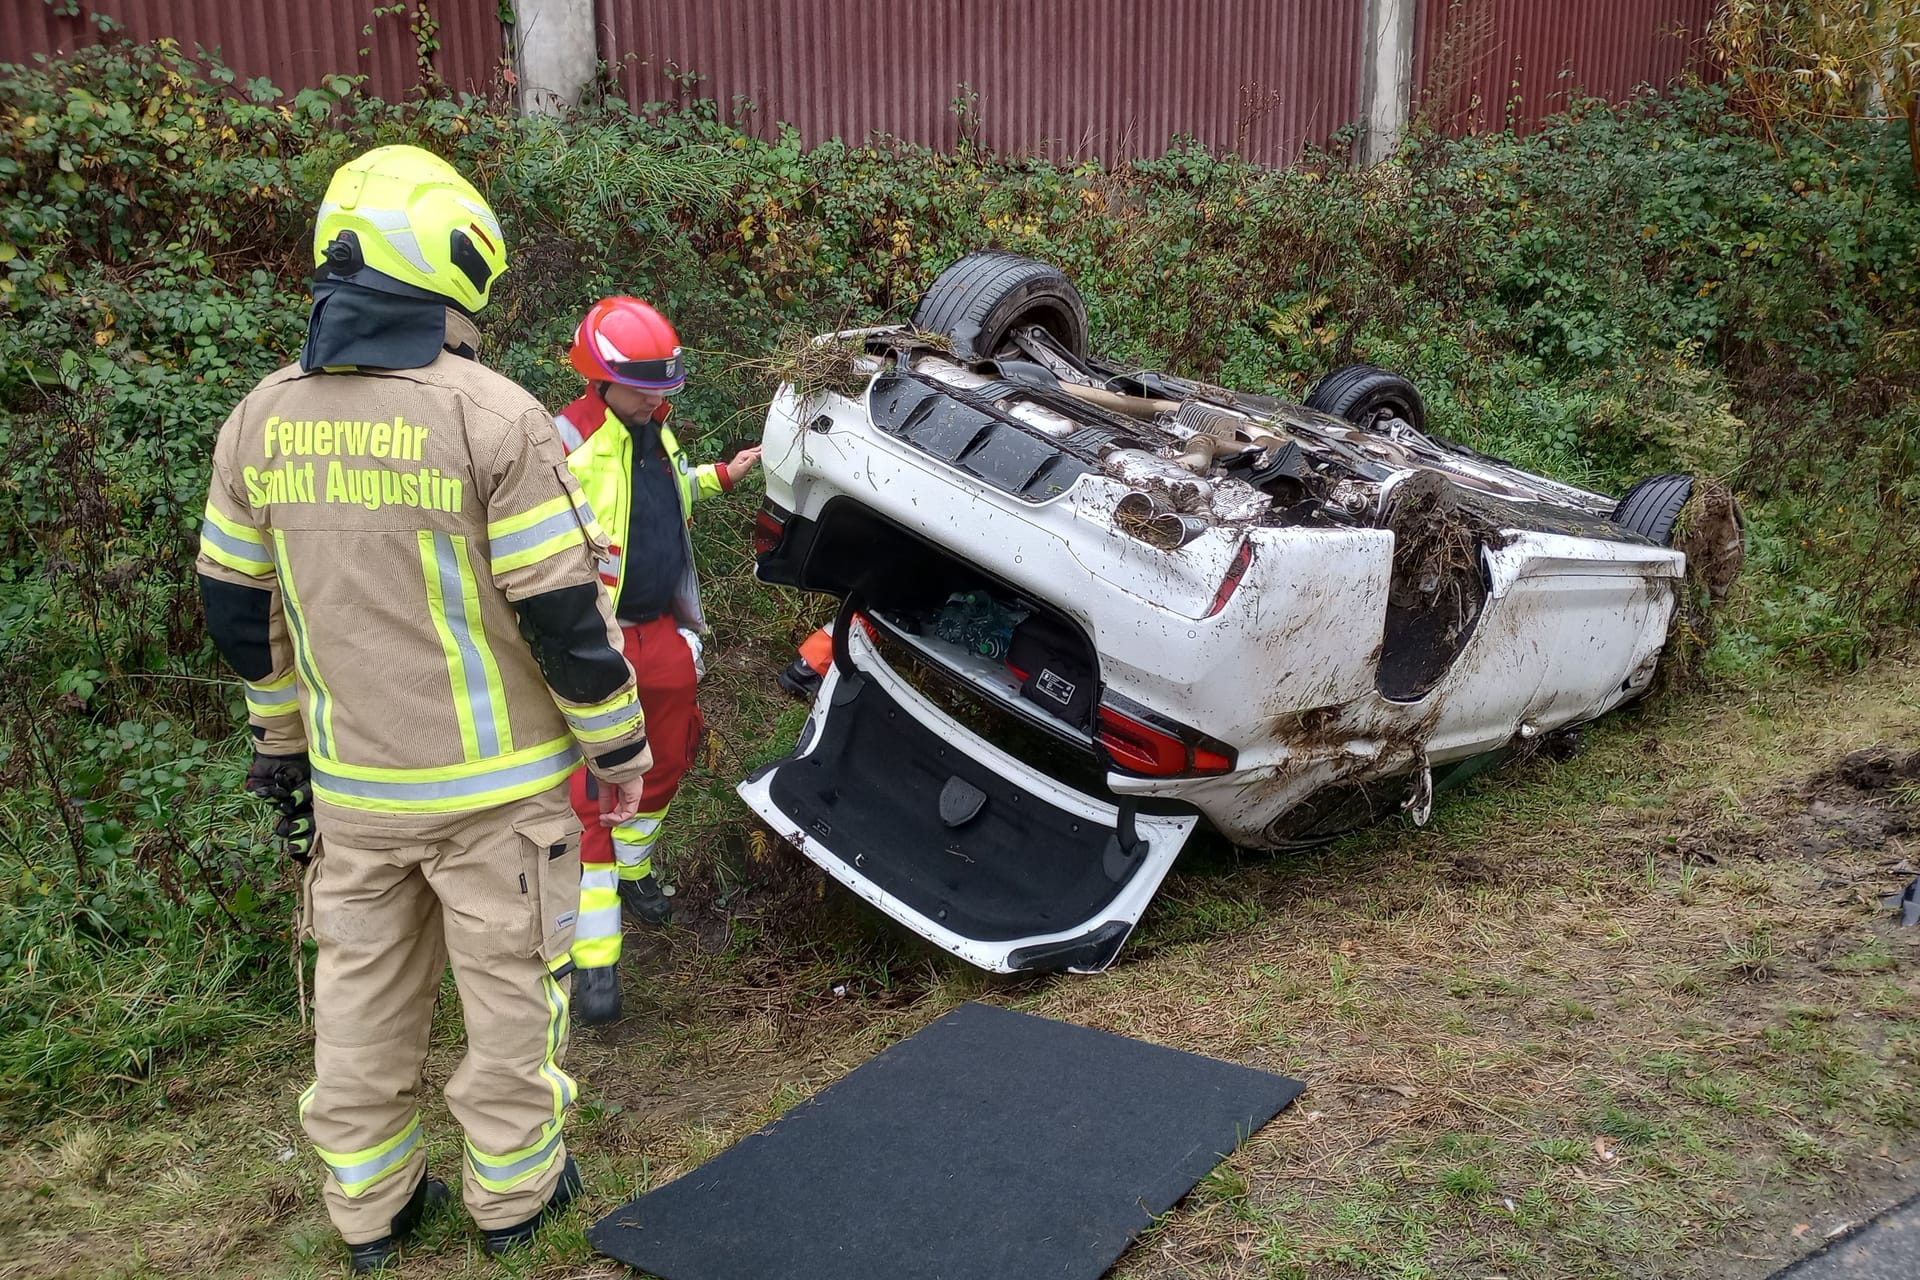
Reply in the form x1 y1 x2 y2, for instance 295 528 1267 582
568 616 703 868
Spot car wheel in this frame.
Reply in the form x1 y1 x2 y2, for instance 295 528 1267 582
1611 472 1694 546
911 251 1089 362
1304 364 1428 433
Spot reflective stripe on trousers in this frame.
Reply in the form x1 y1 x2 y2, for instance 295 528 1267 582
465 966 576 1193
611 808 667 881
299 1084 423 1198
571 864 621 970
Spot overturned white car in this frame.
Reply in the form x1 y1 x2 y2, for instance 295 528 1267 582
739 252 1741 974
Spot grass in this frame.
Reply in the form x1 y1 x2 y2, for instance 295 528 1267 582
3 652 1919 1279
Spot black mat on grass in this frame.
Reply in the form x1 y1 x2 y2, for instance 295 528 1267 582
587 1001 1304 1280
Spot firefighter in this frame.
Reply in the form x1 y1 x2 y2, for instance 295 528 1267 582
196 145 652 1272
554 296 760 1024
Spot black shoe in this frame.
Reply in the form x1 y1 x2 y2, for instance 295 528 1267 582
347 1173 451 1273
480 1156 581 1257
779 656 822 701
618 873 674 926
574 962 621 1026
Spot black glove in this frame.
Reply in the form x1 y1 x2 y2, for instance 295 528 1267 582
246 752 314 863
245 751 311 807
275 800 316 866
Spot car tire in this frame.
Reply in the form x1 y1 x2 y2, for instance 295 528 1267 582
1304 364 1428 433
1611 473 1695 546
911 251 1089 362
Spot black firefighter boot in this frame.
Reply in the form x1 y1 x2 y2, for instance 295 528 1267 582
618 873 673 926
574 962 621 1025
347 1170 452 1274
779 655 822 701
481 1156 582 1256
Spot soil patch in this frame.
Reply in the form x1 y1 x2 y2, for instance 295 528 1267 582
1770 744 1918 859
1375 471 1509 700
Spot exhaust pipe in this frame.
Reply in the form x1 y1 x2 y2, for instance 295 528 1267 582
1056 381 1181 421
1175 433 1255 474
1115 491 1207 549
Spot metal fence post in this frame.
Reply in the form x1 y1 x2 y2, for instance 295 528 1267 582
513 0 598 114
1359 0 1417 163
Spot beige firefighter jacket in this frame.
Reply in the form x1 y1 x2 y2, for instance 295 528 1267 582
196 312 651 836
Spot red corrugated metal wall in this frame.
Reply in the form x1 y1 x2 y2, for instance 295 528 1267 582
600 0 1369 166
2 1 1724 154
0 0 505 102
1413 0 1718 134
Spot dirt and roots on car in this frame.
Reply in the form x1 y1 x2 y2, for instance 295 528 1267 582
739 252 1746 976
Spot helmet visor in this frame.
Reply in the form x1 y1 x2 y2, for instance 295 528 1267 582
608 353 684 389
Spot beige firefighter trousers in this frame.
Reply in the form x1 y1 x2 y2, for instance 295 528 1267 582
298 788 583 1242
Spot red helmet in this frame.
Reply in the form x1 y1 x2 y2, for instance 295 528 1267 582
569 296 684 391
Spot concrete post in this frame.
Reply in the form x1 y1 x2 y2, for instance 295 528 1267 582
1359 0 1417 165
512 0 597 115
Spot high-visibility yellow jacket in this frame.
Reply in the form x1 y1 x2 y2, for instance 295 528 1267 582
554 390 729 634
196 313 652 836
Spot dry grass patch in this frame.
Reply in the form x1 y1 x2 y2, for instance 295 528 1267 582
3 655 1918 1278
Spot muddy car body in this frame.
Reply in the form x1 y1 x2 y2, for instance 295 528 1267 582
740 253 1735 974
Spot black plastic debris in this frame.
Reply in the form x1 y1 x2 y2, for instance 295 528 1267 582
938 775 987 827
1889 875 1920 928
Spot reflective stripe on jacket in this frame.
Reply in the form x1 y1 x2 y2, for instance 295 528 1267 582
555 390 728 633
195 313 650 833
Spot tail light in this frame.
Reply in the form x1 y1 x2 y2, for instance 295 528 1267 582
753 501 791 556
1097 703 1236 777
1204 539 1255 618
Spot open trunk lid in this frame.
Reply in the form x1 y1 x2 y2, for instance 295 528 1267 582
736 626 1197 974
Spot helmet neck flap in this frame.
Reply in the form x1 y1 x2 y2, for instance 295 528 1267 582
300 277 472 373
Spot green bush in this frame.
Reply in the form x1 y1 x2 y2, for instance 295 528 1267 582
0 38 1915 1105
